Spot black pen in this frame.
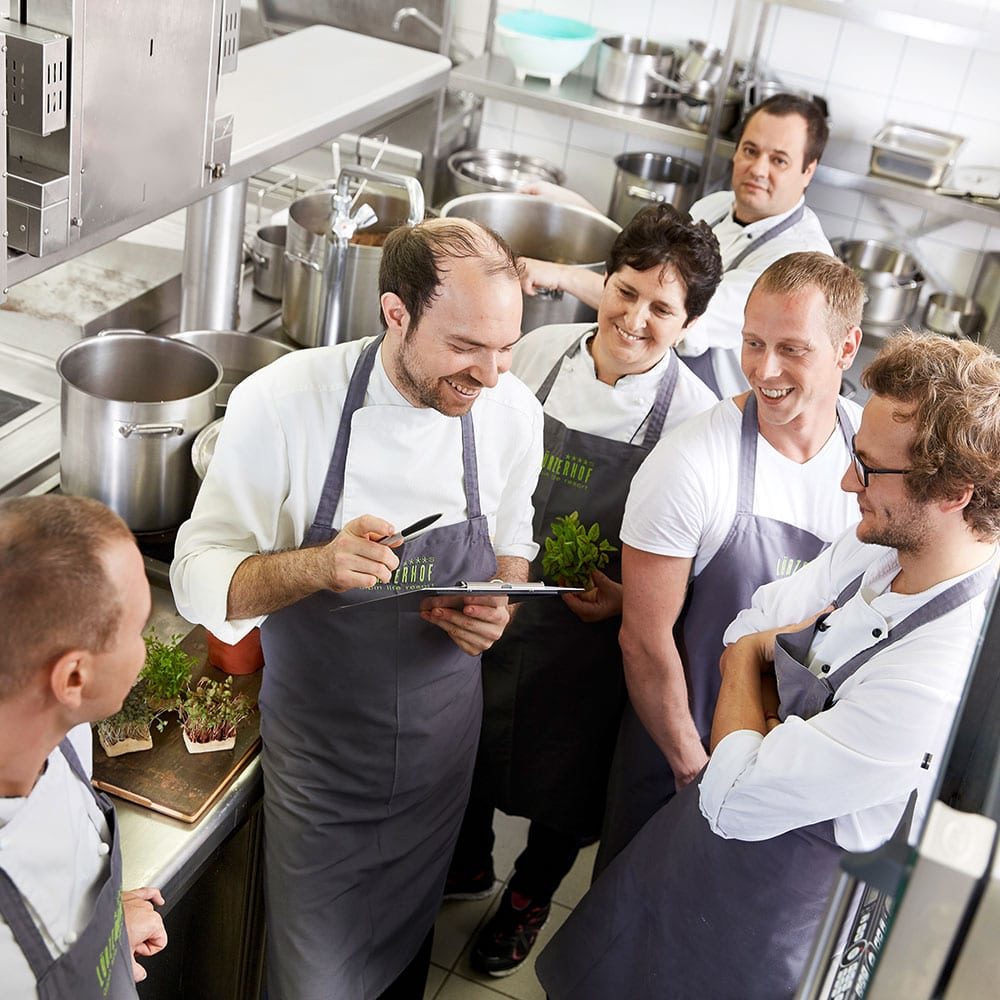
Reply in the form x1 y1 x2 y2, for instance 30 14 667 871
376 513 443 546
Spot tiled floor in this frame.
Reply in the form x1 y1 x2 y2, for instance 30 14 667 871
424 812 598 1000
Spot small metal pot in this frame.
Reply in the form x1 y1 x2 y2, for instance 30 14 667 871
676 87 742 135
923 293 984 340
439 193 621 331
57 333 221 531
834 239 925 325
248 224 286 300
168 330 294 411
677 39 724 90
593 36 675 106
607 152 701 226
447 149 565 197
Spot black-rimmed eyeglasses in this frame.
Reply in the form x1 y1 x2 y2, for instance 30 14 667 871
850 434 912 488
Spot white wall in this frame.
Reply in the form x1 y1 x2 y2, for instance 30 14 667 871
452 0 1000 302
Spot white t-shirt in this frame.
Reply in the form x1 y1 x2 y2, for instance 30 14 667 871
621 396 863 576
677 191 833 398
0 725 112 1000
702 530 999 851
511 323 717 444
171 336 545 643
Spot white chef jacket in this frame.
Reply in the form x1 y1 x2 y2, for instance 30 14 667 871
620 396 863 576
677 191 833 398
699 529 999 852
171 336 545 643
0 725 112 1000
511 323 717 443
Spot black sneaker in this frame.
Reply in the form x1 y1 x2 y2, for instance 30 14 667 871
470 890 551 977
443 867 496 901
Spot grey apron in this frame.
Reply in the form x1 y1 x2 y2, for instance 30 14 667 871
682 202 806 398
598 393 853 871
259 335 497 999
477 330 679 836
0 738 137 1000
538 561 996 999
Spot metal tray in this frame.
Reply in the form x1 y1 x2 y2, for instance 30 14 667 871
869 122 965 188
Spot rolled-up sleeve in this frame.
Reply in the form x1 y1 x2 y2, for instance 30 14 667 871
170 379 291 642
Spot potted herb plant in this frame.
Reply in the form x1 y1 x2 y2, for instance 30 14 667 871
96 681 164 758
179 676 253 754
141 632 195 712
541 511 618 588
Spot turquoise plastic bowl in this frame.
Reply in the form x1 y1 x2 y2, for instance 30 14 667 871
495 11 598 85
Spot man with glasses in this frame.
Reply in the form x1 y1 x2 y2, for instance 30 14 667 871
537 330 1000 999
598 252 864 871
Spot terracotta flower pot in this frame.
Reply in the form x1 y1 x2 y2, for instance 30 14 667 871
206 627 264 675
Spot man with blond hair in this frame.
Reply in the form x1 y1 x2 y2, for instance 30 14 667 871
599 251 864 870
0 495 167 999
538 331 1000 998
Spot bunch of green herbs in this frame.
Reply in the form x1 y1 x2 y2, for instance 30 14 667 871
141 632 195 710
541 511 617 589
179 676 252 744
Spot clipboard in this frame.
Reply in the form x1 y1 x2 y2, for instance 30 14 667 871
332 580 585 613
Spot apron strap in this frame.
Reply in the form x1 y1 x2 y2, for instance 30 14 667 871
535 328 681 450
834 398 854 451
309 335 483 533
735 393 759 515
715 202 807 273
828 561 997 695
0 737 92 982
639 350 680 448
535 328 595 406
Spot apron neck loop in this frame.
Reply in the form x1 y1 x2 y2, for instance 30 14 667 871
736 394 759 514
310 334 484 532
639 351 680 448
716 201 807 273
535 328 596 406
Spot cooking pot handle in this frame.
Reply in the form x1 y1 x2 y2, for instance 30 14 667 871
244 241 268 268
627 185 667 204
117 423 185 439
534 287 564 301
97 328 146 337
284 249 324 272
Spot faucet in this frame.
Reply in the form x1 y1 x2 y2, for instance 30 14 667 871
392 6 475 64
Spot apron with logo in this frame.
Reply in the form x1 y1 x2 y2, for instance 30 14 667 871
0 738 136 1000
598 393 852 871
682 202 806 397
478 330 680 835
259 335 497 999
538 562 996 999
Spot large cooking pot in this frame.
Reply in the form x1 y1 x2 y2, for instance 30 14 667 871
607 152 701 226
447 149 565 197
439 193 621 330
677 39 724 90
168 330 294 412
833 238 925 325
282 169 423 347
57 333 221 532
593 36 675 106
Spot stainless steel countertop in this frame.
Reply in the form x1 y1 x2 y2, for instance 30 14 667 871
114 562 264 911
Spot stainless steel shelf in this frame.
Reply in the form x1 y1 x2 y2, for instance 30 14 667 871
450 54 727 156
816 139 1000 226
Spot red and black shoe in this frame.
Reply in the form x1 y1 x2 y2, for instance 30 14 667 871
470 889 551 977
443 866 496 901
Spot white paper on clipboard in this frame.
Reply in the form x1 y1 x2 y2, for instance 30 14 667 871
330 580 585 613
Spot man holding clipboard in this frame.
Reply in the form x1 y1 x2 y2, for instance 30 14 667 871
171 218 544 999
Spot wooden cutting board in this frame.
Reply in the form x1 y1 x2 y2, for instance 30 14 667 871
91 626 262 824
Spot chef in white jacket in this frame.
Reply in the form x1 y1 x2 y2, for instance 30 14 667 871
536 330 1000 1000
0 496 168 1000
171 218 544 1000
522 93 832 398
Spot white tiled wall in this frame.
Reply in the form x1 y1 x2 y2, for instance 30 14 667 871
453 0 1000 301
